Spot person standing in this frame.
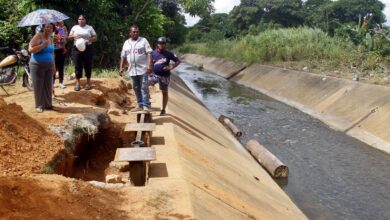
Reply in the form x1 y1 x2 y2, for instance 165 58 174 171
28 23 55 113
150 37 180 116
119 25 153 112
68 14 97 91
54 21 68 89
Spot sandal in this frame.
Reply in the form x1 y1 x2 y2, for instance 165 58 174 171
84 84 92 90
74 84 80 91
36 107 43 113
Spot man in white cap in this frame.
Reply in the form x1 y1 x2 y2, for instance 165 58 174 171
120 24 153 112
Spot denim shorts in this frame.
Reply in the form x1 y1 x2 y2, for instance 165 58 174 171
149 74 170 91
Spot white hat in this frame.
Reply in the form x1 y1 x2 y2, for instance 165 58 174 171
75 38 86 52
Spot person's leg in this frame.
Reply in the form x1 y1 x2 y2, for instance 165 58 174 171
72 47 82 90
162 91 168 111
140 73 150 109
84 45 93 89
56 48 66 86
29 59 44 110
54 49 61 83
159 76 170 115
43 63 54 109
131 75 142 110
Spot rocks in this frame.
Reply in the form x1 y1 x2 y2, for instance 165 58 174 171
88 181 125 188
105 174 123 184
108 109 120 116
109 161 129 172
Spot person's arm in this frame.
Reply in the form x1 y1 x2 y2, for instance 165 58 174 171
164 52 181 71
146 53 153 74
145 40 153 74
28 34 48 54
67 26 80 41
119 57 128 76
119 43 128 76
88 26 97 43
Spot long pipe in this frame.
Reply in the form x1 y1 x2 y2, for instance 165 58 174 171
245 140 289 178
218 115 242 138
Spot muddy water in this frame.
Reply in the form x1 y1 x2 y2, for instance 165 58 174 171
175 63 390 220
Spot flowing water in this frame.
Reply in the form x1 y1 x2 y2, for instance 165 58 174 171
175 63 390 220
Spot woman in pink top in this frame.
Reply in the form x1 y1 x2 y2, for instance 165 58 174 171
54 21 68 89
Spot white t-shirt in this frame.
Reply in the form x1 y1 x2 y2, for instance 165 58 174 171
69 25 96 45
120 37 152 76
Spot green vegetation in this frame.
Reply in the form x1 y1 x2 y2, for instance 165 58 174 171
178 27 390 84
180 28 354 64
180 0 390 84
0 0 214 67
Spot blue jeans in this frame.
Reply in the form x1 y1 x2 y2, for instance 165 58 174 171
131 74 150 107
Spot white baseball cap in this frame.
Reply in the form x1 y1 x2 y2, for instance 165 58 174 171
75 38 86 52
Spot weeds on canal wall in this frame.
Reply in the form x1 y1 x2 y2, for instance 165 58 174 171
177 27 390 85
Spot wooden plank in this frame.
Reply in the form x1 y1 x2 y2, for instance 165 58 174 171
114 147 156 162
124 123 156 132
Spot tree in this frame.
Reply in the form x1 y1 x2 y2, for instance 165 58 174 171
303 0 332 31
0 0 214 66
229 0 304 34
329 0 385 26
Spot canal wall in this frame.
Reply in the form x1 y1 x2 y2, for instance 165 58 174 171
183 53 390 154
148 75 307 219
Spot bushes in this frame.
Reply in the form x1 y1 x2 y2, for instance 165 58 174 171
179 27 353 65
177 27 389 84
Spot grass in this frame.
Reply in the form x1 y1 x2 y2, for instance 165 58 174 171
64 64 120 79
176 27 390 85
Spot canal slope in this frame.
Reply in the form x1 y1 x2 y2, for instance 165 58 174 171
151 75 307 219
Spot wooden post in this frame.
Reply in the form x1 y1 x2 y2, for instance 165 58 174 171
218 115 242 138
245 140 289 178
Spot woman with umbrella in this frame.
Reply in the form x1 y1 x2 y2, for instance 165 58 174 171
28 23 55 113
19 9 70 112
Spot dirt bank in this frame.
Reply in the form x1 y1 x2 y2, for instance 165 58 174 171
0 97 63 176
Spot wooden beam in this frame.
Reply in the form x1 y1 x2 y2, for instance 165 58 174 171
114 147 156 162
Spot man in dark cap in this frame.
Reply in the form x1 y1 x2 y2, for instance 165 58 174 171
150 37 181 116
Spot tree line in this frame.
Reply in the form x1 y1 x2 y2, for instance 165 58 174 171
1 0 389 66
187 0 389 56
0 0 214 67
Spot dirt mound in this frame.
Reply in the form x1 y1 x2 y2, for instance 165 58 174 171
0 98 63 176
0 174 127 220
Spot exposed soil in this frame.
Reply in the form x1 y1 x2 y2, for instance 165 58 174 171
0 97 63 176
0 174 128 220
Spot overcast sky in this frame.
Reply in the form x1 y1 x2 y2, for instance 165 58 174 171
184 0 390 26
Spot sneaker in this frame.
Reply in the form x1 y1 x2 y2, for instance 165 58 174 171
143 106 150 113
74 84 80 91
84 84 92 90
36 106 43 113
130 107 143 112
59 83 67 89
160 109 166 116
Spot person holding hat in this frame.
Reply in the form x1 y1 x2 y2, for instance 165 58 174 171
150 36 180 116
68 14 97 91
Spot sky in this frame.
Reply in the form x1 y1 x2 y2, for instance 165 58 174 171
184 0 390 26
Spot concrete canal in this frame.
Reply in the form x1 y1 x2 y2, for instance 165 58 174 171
175 63 390 220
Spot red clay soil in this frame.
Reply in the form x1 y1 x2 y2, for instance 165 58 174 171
0 97 63 176
0 174 128 220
